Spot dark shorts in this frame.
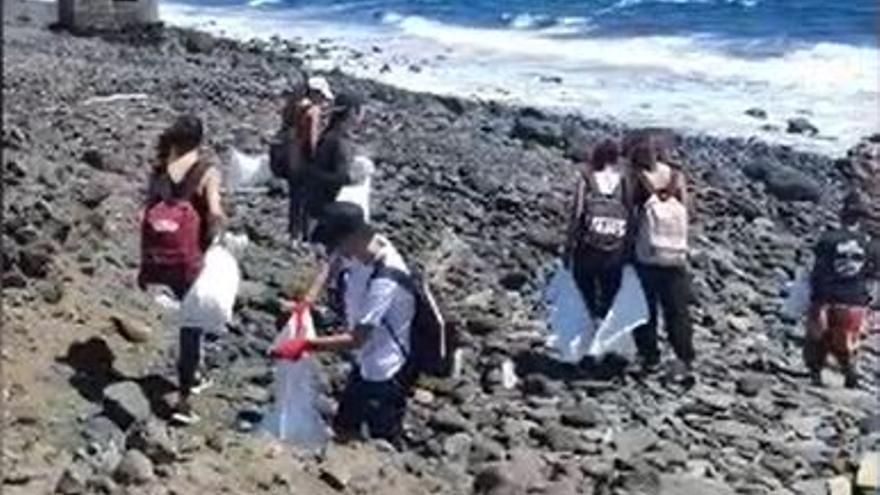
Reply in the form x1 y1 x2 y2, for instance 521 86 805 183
333 369 407 444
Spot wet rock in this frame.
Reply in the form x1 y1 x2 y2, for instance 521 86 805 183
182 31 216 54
114 449 154 486
787 117 819 136
745 108 768 119
511 116 564 148
103 381 151 428
110 316 152 344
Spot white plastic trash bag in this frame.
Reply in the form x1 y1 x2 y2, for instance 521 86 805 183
781 269 811 321
587 265 647 360
335 156 374 220
180 243 241 333
228 147 273 190
544 260 595 363
263 304 328 448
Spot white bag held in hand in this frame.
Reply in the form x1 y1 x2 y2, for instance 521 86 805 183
335 156 374 220
781 269 812 320
587 265 647 360
228 147 273 190
543 260 595 363
263 304 328 449
180 242 242 333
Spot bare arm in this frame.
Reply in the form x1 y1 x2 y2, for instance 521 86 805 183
202 167 227 242
305 105 321 158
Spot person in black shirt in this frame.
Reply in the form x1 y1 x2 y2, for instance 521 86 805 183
805 196 873 388
307 92 364 224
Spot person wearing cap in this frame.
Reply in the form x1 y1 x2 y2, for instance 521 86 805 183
273 77 334 242
804 193 874 388
271 201 416 444
307 91 366 222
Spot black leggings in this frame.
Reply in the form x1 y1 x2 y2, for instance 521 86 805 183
178 327 203 393
572 248 623 319
288 179 310 241
634 264 695 365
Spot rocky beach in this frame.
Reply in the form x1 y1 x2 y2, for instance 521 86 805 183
2 2 879 494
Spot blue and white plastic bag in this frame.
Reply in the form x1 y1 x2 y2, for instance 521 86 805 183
544 260 595 363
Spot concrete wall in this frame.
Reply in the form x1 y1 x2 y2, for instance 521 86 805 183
57 0 158 32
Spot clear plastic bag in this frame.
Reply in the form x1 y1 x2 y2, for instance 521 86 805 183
262 304 329 449
227 147 273 191
781 269 811 321
543 260 595 363
586 265 647 360
335 156 374 220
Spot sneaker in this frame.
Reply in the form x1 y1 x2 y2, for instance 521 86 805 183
191 373 214 396
171 404 201 426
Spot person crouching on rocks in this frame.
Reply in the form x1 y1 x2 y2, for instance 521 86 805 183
138 115 226 425
306 92 365 226
565 138 632 321
270 77 334 243
629 137 695 380
804 193 873 388
270 202 415 446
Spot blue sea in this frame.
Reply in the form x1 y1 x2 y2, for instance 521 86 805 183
162 0 879 155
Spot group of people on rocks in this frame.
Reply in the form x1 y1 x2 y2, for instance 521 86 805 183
137 75 876 443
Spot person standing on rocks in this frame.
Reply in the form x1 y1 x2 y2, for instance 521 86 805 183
306 92 365 224
628 137 695 378
139 115 226 425
565 139 632 320
270 202 415 446
270 77 334 243
804 194 873 388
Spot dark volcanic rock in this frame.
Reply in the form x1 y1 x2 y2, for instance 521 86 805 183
745 108 768 120
787 117 819 136
511 116 564 148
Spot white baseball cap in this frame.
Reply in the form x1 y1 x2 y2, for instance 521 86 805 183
307 76 334 101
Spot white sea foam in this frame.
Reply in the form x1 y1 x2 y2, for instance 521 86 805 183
161 2 879 156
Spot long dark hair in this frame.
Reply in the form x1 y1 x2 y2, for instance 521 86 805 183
280 83 309 130
590 139 620 171
154 115 203 172
629 137 657 171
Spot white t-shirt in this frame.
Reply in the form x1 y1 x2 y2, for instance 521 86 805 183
336 236 416 382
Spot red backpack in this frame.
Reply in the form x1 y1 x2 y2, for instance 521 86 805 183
138 163 209 296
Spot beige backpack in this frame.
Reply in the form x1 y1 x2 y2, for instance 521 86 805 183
635 169 688 267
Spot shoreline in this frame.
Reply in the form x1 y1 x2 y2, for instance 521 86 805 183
157 0 875 159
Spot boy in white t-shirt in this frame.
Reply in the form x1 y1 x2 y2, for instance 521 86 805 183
271 202 416 445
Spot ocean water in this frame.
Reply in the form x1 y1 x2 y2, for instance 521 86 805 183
161 0 879 155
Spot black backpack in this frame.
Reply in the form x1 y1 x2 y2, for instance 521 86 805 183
369 261 453 385
268 134 292 179
579 172 629 253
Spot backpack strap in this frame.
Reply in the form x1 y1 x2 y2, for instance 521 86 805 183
172 160 211 201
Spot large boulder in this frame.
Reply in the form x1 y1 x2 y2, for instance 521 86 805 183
787 117 819 136
743 161 821 202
